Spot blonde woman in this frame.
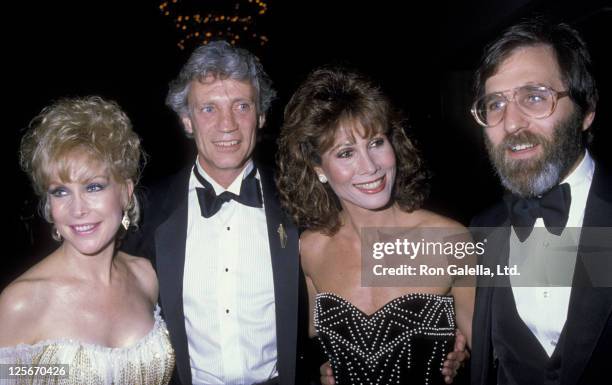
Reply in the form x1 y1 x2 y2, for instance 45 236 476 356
0 96 175 385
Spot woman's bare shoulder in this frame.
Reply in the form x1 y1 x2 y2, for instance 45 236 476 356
118 252 158 303
301 229 331 250
120 252 155 274
300 230 333 273
0 277 44 313
0 275 53 346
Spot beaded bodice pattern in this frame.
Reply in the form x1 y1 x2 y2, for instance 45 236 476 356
315 292 456 385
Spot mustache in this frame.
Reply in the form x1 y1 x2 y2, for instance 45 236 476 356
499 131 546 149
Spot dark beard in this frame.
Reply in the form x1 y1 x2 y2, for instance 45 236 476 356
484 110 585 198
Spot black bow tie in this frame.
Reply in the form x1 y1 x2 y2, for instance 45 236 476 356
508 183 571 242
193 166 263 218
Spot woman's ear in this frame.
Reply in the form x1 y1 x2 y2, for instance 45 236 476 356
123 179 135 208
314 167 328 184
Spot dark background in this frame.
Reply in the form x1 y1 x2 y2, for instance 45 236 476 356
3 0 611 288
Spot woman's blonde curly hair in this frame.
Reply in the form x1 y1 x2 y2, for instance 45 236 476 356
20 96 143 227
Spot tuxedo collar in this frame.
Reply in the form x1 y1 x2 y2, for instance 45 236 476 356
194 158 256 195
153 166 192 385
582 162 612 226
555 163 612 385
258 161 299 384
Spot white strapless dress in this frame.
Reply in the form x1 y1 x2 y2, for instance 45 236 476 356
0 305 175 385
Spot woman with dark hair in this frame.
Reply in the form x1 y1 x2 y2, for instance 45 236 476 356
277 67 473 384
0 96 175 385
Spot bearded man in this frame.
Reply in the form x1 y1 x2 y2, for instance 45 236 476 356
469 18 612 385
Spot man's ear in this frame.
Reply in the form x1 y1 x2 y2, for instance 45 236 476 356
182 115 194 135
258 114 266 129
582 110 596 131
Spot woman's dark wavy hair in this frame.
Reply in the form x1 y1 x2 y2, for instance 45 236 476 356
277 67 428 235
474 16 598 117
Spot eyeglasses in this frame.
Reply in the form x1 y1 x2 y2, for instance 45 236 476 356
471 84 569 127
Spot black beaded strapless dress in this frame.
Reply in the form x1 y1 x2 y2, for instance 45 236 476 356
315 292 456 385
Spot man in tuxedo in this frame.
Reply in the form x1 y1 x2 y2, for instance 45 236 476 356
469 18 612 384
123 41 305 385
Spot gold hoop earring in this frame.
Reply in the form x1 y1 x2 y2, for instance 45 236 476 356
121 210 130 230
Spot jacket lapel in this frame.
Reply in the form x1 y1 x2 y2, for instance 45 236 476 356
471 218 511 385
561 164 612 385
155 168 192 385
258 164 300 385
469 200 511 385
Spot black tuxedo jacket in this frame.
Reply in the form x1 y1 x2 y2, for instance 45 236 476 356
123 162 304 385
470 163 612 385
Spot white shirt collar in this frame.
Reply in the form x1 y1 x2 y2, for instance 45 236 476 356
561 149 594 228
194 158 255 196
561 150 594 190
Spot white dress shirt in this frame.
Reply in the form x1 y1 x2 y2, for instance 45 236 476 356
183 159 278 384
511 151 594 356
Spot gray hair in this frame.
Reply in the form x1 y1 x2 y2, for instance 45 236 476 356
166 40 276 118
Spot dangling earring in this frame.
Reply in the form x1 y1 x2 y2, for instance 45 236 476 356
52 227 62 242
121 211 130 230
318 174 328 183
